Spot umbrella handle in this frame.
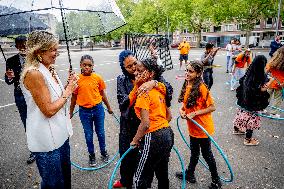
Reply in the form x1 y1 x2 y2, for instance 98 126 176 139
59 0 72 72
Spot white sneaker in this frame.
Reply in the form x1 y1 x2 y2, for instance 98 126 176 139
230 87 235 91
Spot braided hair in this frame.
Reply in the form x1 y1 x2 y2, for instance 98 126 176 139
178 61 204 108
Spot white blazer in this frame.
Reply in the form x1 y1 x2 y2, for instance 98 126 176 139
21 63 73 152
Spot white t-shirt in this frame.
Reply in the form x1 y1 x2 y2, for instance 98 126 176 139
226 44 232 56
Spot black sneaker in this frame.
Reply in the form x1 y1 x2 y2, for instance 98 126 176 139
208 179 222 189
175 171 196 183
89 153 96 167
27 153 36 164
101 151 109 163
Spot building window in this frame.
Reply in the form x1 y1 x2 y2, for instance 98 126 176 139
266 18 273 28
255 20 260 28
213 26 221 32
237 24 242 31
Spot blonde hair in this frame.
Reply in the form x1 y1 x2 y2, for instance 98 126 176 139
21 30 58 80
269 46 284 71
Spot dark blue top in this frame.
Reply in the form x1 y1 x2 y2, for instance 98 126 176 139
269 40 282 57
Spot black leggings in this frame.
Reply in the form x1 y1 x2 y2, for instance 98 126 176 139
133 127 174 189
188 136 219 181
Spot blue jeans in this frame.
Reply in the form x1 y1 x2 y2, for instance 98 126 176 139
14 91 27 130
203 70 213 90
34 139 71 189
79 103 106 154
226 56 231 72
230 68 246 89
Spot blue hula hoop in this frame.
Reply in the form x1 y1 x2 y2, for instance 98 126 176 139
235 102 284 121
268 105 284 113
108 145 187 189
70 108 121 171
176 116 234 183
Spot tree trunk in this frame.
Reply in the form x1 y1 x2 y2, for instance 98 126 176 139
156 27 159 34
245 30 250 48
197 28 202 48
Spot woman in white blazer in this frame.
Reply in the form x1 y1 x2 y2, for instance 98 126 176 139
21 30 78 189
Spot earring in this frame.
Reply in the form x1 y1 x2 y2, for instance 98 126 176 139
37 55 42 62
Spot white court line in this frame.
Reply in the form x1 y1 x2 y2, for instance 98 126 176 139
0 103 15 109
0 78 5 82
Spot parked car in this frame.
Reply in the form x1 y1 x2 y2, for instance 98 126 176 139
199 41 208 48
170 43 179 48
111 41 121 47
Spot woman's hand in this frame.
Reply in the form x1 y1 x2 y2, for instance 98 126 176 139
64 73 78 97
137 80 157 96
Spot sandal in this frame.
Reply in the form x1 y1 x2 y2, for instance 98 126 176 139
244 138 259 146
232 130 245 135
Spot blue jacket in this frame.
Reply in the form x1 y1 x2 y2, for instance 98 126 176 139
269 40 282 57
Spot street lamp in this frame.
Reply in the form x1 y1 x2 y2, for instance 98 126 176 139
276 0 282 35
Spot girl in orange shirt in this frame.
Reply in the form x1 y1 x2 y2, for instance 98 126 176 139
69 55 113 167
130 58 174 189
265 46 284 118
176 61 221 189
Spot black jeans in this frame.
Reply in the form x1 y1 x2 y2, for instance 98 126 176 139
188 136 219 181
203 70 213 90
133 127 174 189
14 90 27 130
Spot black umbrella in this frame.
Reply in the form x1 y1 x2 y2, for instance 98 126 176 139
0 0 126 70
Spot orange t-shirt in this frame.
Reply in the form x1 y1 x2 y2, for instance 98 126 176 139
178 42 190 55
134 88 169 134
129 82 167 107
74 73 106 108
266 63 284 89
235 54 252 68
183 83 215 138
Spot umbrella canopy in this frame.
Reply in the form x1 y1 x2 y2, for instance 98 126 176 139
0 0 126 69
0 6 48 36
0 0 126 36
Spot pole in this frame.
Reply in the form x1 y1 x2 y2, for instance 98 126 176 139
276 0 282 35
167 16 170 42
